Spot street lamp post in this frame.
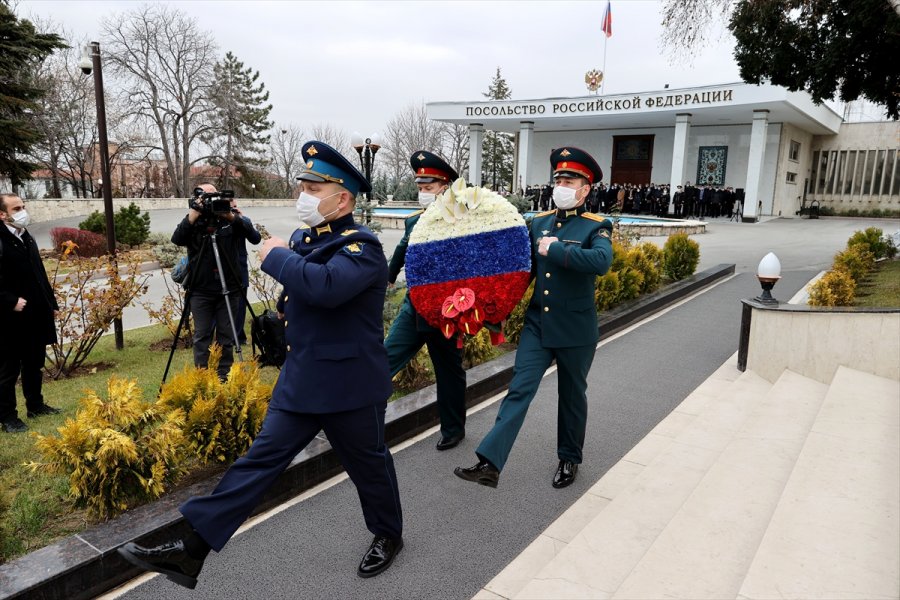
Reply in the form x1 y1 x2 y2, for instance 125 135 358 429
351 133 381 224
80 41 124 350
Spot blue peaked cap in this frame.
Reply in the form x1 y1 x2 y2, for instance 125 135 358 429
297 141 371 196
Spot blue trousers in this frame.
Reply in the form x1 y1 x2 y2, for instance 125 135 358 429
476 325 595 471
181 403 403 552
385 300 466 438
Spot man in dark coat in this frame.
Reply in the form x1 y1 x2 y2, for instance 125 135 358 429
0 194 60 433
118 142 404 588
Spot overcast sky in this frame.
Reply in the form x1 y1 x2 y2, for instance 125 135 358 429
19 0 743 136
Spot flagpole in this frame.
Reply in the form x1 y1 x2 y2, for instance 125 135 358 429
602 34 607 94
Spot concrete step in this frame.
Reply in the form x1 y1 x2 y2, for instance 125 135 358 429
476 356 743 600
738 366 900 600
509 368 771 599
611 369 828 599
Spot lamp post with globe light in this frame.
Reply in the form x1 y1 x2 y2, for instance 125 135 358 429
351 133 382 225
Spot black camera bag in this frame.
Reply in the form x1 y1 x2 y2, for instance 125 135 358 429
251 309 286 367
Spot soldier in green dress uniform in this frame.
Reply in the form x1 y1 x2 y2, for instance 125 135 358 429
385 151 467 451
455 146 613 489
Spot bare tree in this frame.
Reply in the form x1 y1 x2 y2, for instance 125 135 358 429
441 122 470 182
309 122 350 157
660 0 733 62
268 123 304 198
102 4 217 197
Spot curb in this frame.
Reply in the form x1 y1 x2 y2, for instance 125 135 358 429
0 264 735 600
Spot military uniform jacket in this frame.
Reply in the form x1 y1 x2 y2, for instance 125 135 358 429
0 226 58 345
387 211 437 333
526 206 613 348
262 214 392 413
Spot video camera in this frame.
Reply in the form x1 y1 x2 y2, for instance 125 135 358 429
190 188 235 217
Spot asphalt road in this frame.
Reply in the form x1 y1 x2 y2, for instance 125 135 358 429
60 210 893 598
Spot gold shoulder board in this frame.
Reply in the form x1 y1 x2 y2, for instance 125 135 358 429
407 210 425 219
535 210 555 217
581 213 609 224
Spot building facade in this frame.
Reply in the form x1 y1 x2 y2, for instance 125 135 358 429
428 82 899 221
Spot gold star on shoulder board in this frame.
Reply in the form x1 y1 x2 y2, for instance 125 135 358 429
560 149 572 157
307 145 318 156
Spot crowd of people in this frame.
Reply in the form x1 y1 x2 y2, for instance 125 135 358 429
524 181 742 220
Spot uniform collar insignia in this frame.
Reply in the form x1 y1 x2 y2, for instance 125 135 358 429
566 209 578 217
315 223 332 235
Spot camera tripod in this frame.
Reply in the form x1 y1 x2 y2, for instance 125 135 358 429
161 227 248 387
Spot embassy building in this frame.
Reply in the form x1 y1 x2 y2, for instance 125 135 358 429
427 82 900 222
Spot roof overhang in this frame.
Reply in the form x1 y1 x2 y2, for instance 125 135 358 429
427 82 843 136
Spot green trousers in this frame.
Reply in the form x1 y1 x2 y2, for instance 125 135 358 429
385 299 466 438
476 323 594 471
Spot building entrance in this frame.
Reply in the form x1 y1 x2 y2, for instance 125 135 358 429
610 135 654 184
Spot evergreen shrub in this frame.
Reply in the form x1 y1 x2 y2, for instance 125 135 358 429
662 233 700 281
808 269 856 306
28 378 187 518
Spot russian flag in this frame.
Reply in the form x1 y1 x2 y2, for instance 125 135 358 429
601 1 612 38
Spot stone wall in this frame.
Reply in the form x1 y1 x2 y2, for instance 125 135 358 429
24 198 295 224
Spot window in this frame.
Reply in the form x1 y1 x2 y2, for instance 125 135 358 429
786 172 797 184
789 140 801 162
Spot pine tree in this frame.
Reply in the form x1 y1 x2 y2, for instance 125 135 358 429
481 67 515 192
0 2 66 186
206 52 274 191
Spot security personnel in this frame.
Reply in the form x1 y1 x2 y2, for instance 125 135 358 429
455 147 613 489
385 151 467 451
119 142 404 588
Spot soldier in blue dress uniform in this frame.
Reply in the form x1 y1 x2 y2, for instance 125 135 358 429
385 151 467 451
455 147 613 489
119 142 404 588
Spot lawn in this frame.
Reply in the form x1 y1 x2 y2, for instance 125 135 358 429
0 315 281 564
854 258 900 307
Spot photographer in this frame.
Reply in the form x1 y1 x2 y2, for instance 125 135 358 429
172 183 261 379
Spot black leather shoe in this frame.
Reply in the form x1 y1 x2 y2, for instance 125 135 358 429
436 432 464 451
118 540 204 589
1 418 28 433
454 460 499 488
27 404 61 418
552 460 578 489
357 535 403 578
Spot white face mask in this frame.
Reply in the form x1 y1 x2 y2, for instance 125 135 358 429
7 210 30 229
296 191 341 227
552 185 582 210
418 192 436 207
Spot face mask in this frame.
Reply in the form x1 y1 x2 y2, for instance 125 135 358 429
296 191 340 227
8 210 30 229
418 192 436 207
552 185 581 210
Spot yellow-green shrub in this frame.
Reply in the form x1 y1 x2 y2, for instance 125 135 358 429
158 346 272 465
463 328 496 368
662 233 700 281
833 245 875 283
627 243 663 294
504 280 533 346
594 270 621 311
847 227 896 259
28 378 187 519
392 347 433 393
808 269 856 306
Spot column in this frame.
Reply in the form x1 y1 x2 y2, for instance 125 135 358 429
742 110 769 223
468 123 485 187
516 121 535 192
669 113 691 215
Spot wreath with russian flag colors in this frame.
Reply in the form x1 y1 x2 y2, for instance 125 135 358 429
405 178 532 348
